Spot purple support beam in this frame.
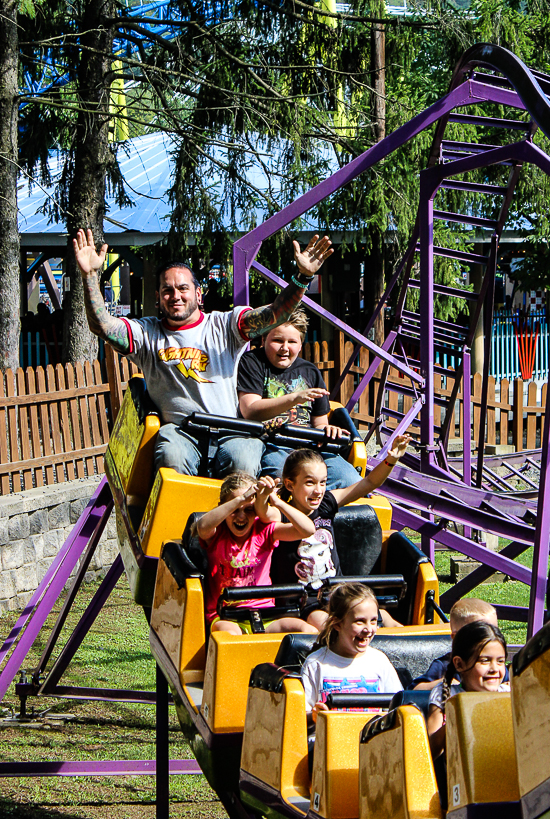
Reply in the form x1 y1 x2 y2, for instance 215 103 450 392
0 479 113 701
389 503 532 585
39 557 124 693
250 261 423 384
419 171 437 474
233 75 529 302
375 398 423 461
0 760 201 777
527 390 550 638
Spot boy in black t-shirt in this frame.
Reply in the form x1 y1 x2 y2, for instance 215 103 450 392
237 308 361 489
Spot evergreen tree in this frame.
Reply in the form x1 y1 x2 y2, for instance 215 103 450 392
0 0 21 372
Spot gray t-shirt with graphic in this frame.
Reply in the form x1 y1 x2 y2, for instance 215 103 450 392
122 308 249 424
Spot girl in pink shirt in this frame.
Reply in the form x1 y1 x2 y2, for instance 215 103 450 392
197 472 317 635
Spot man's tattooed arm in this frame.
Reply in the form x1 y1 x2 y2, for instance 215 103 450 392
73 229 130 354
81 271 131 354
240 234 333 340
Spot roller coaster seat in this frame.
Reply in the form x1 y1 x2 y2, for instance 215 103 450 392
273 632 452 689
445 692 520 819
333 508 442 626
107 376 378 564
241 642 446 819
511 619 550 819
359 703 442 819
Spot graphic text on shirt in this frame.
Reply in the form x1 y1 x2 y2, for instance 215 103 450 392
158 347 212 383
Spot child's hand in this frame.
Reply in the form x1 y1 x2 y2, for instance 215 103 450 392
312 701 329 723
255 476 279 498
387 434 411 462
318 424 351 441
292 387 329 407
237 484 257 506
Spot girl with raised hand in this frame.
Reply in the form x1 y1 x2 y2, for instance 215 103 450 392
197 472 317 635
272 435 410 629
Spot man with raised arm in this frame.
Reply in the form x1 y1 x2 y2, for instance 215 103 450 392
73 229 333 478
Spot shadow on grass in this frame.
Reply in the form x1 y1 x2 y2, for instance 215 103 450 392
0 800 86 819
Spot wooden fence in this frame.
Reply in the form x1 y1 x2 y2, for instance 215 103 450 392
303 333 548 451
0 335 546 495
0 351 138 494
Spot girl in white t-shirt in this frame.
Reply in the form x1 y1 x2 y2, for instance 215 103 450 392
301 582 402 722
427 620 509 760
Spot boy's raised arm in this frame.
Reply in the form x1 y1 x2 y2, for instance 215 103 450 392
239 387 329 422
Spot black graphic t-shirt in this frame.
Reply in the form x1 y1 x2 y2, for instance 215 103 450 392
271 492 341 588
237 347 330 426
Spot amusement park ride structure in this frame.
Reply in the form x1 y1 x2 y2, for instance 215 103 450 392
3 38 550 819
233 42 550 639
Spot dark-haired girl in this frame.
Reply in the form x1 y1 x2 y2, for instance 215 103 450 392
271 437 410 629
427 620 509 760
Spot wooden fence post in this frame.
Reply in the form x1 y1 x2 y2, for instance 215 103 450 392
513 378 524 452
105 344 122 423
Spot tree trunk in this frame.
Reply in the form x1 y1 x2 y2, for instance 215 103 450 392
63 0 116 364
366 9 386 350
0 0 21 372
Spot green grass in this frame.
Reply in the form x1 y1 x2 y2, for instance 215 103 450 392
0 578 225 819
0 538 541 816
434 550 530 646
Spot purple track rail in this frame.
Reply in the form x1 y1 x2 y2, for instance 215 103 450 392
232 44 550 637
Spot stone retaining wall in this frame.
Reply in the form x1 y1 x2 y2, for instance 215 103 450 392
0 477 117 612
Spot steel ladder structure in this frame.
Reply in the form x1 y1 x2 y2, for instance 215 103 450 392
233 44 550 638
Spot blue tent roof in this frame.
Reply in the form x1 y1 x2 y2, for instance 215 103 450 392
19 133 174 246
18 132 340 251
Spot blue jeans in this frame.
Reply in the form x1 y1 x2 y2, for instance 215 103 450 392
154 423 265 479
261 442 361 490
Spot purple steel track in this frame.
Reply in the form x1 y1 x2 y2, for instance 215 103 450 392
232 44 550 637
0 477 113 701
0 760 201 777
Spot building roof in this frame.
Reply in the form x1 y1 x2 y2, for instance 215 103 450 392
19 132 174 249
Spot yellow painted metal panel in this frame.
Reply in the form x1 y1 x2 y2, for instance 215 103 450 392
359 706 441 819
446 692 519 811
359 711 406 819
280 679 310 801
241 679 309 801
126 415 160 503
313 711 374 819
202 632 283 733
241 687 286 790
107 385 144 491
512 648 550 798
412 562 440 625
138 470 221 557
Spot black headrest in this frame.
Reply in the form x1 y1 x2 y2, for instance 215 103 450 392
180 512 208 578
360 709 399 743
128 376 160 423
272 632 452 688
333 505 382 576
273 633 318 672
328 406 362 441
382 532 430 624
249 662 299 693
160 512 209 586
388 689 432 721
370 633 452 689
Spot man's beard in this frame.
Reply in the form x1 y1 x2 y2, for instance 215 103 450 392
159 295 200 324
